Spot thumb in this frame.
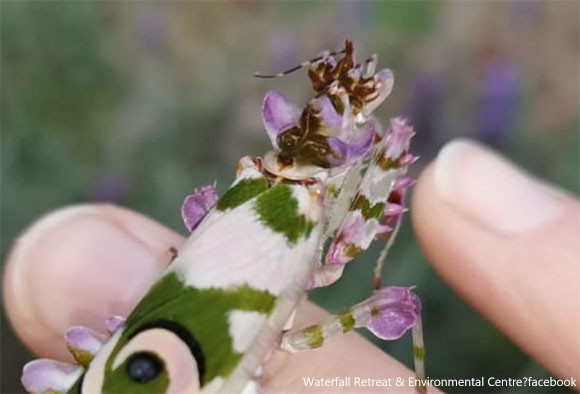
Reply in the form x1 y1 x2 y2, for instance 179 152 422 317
411 139 580 382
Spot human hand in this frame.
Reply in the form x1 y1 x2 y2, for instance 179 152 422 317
3 139 578 392
411 139 579 386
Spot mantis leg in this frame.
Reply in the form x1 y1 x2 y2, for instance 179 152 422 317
280 286 426 393
411 315 426 394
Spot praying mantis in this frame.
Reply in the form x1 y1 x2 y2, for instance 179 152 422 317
21 39 426 394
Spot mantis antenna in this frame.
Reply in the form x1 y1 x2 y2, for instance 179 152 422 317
253 48 347 79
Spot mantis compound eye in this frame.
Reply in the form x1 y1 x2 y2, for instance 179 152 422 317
126 352 163 383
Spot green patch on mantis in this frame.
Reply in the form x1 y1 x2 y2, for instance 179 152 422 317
337 309 355 333
378 156 401 171
414 345 425 361
104 272 277 386
302 325 324 348
67 347 94 367
217 177 268 211
351 194 384 220
326 184 339 197
344 244 363 258
254 184 315 244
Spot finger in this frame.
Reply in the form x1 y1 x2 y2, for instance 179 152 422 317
3 204 183 361
4 204 432 393
411 139 580 381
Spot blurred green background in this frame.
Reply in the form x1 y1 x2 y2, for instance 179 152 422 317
1 1 578 393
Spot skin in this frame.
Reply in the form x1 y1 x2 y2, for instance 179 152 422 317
3 140 579 393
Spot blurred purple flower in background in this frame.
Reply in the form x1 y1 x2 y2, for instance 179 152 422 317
92 172 127 203
474 58 518 147
339 1 373 36
135 6 166 52
402 72 442 154
510 1 542 26
268 31 300 74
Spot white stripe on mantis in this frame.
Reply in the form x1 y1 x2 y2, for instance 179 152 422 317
220 213 325 393
240 380 260 394
172 189 322 295
291 186 323 223
200 377 224 393
202 373 259 394
227 311 268 353
358 164 398 205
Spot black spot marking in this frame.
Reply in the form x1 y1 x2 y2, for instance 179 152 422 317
126 352 163 383
132 320 206 385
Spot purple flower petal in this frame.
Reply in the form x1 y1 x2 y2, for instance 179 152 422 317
65 326 107 365
400 153 419 166
326 120 375 167
384 117 415 160
377 184 409 242
339 211 367 245
326 137 349 166
345 120 375 162
262 91 300 149
312 95 343 129
394 176 416 190
325 242 347 266
366 286 421 340
376 224 393 237
369 309 418 340
22 359 83 394
325 212 366 265
384 203 406 216
105 315 125 334
182 184 218 232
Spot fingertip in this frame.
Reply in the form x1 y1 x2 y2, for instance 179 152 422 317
410 140 580 380
3 204 184 360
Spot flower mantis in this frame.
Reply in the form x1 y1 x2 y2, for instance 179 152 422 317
21 39 426 394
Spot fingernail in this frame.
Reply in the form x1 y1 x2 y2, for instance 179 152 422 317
434 139 561 233
3 205 169 359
